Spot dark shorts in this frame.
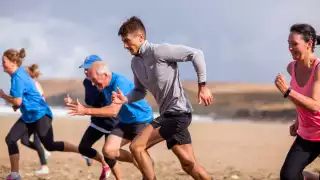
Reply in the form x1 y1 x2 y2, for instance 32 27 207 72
111 122 147 141
150 112 192 149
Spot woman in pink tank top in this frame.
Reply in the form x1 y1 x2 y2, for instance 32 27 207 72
275 23 320 180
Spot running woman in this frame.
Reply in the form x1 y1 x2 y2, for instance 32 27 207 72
1 48 80 180
67 61 153 179
64 55 122 180
112 16 213 180
15 64 51 175
275 23 320 180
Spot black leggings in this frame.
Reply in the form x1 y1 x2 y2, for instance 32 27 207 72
78 126 116 168
280 135 320 180
5 115 64 156
20 131 47 165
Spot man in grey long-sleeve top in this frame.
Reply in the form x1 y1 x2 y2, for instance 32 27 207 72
112 16 213 180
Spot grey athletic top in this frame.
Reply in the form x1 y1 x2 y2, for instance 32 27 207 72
127 40 207 115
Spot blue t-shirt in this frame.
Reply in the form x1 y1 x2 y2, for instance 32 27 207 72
10 66 53 123
103 72 153 124
83 78 118 130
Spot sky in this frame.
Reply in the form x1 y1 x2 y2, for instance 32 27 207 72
1 0 320 93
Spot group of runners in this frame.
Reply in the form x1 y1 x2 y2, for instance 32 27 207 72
1 16 320 180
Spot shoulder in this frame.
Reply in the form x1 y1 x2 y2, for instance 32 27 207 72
153 43 171 54
113 73 131 85
287 61 295 76
83 78 90 85
315 60 320 79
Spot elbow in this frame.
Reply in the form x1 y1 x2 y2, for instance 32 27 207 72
12 99 22 107
110 108 120 118
194 49 204 58
310 105 320 113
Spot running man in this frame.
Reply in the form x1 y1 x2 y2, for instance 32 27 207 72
1 48 80 180
64 55 122 180
15 64 51 175
66 61 153 178
112 16 213 180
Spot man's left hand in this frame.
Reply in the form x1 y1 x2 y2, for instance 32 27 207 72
198 86 213 106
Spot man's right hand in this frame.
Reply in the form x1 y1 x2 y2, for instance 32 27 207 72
289 120 299 136
112 87 128 104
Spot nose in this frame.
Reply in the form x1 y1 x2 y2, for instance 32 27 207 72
124 43 129 49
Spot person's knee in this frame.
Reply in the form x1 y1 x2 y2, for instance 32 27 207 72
103 146 118 159
129 140 146 153
5 134 15 146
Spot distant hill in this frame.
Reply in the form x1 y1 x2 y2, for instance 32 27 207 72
38 79 296 121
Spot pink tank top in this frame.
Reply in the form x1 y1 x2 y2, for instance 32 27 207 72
290 60 320 141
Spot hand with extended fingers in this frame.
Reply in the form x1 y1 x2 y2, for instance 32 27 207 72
66 98 87 116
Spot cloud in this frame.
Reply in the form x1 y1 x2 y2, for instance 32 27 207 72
1 0 320 91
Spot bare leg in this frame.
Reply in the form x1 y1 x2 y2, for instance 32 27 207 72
303 171 319 180
9 154 19 172
172 144 210 180
103 135 132 162
129 124 164 180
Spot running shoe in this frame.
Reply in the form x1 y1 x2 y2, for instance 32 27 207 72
35 166 49 175
99 166 111 180
83 156 93 166
6 174 21 180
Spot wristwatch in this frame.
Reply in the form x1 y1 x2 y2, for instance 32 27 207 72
198 82 206 87
284 87 291 98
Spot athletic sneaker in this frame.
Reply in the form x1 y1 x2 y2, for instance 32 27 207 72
99 166 111 180
83 156 93 166
6 174 21 180
35 166 49 175
44 151 51 160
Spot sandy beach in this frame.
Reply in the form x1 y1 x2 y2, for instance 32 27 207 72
0 116 320 180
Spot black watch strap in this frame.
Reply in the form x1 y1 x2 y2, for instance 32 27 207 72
284 87 291 98
198 82 206 86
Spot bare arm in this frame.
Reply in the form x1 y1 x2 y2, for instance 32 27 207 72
287 64 320 112
85 103 122 118
1 94 22 107
154 43 206 83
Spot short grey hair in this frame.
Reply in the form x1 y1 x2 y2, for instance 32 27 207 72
96 64 109 76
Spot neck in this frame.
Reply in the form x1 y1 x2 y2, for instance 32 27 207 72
8 66 19 76
137 40 148 55
300 54 316 68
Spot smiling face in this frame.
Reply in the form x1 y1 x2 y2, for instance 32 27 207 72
87 62 112 91
288 32 313 61
2 55 17 74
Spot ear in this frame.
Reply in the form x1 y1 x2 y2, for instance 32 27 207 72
307 39 313 50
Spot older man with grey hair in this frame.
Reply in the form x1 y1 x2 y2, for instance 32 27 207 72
67 61 154 179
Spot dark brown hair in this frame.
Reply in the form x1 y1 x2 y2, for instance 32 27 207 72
26 64 41 79
118 16 146 38
3 48 26 67
290 23 320 52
